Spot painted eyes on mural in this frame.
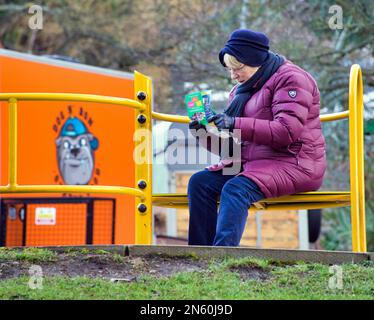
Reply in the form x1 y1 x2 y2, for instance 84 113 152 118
80 138 87 147
62 138 86 149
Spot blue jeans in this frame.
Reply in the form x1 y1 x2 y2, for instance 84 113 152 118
187 169 265 246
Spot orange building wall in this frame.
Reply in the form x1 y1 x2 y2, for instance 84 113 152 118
0 52 136 244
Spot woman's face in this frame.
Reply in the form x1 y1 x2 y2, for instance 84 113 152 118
227 65 260 84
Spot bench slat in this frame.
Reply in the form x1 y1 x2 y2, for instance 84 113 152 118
152 192 351 210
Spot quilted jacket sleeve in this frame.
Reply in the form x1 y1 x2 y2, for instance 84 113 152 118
233 71 314 148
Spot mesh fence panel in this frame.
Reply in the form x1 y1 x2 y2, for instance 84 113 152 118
0 198 115 247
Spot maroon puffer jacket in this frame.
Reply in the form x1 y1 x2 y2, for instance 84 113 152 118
206 60 327 198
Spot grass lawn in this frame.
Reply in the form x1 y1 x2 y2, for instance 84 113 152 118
0 247 373 300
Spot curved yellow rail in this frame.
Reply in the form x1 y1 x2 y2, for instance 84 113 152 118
152 111 189 123
0 93 146 111
0 184 145 198
152 109 349 124
348 64 366 252
320 110 349 122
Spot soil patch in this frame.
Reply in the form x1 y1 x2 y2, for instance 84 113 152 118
0 252 208 282
229 265 271 281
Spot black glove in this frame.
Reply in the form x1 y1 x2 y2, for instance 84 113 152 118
210 113 235 130
189 120 207 136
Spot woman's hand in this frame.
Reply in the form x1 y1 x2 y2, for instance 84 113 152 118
189 120 207 136
209 113 235 130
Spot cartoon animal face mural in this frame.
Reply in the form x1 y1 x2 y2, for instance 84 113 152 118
55 117 99 185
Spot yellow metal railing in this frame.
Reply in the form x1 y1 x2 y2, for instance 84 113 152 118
0 65 367 252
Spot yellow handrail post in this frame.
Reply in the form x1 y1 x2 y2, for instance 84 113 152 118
8 98 18 190
349 64 366 252
134 71 153 244
352 65 367 252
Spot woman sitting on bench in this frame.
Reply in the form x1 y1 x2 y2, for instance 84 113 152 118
188 29 327 247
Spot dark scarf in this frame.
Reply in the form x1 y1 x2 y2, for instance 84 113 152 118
224 52 285 117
